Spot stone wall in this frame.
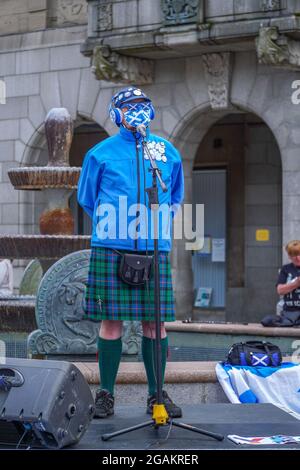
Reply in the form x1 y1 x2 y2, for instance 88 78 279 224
244 124 282 321
47 0 87 28
0 0 48 35
0 0 87 36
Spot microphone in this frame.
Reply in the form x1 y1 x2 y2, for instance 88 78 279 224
136 124 147 137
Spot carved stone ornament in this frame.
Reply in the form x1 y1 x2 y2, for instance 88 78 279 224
201 52 232 110
97 3 112 31
91 45 154 85
162 0 200 25
27 250 98 355
261 0 281 11
27 249 142 356
256 26 300 69
49 0 87 26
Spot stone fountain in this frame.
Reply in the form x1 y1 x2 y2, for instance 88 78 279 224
0 108 141 358
0 108 91 355
2 108 90 259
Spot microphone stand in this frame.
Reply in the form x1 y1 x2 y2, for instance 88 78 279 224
101 125 224 444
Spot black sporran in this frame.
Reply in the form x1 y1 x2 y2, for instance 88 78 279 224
117 252 153 287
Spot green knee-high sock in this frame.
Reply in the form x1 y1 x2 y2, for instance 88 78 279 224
142 336 168 396
97 337 122 395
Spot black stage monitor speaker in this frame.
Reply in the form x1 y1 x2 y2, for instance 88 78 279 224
0 358 95 449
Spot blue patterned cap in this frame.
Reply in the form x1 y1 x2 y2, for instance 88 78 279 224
111 86 151 109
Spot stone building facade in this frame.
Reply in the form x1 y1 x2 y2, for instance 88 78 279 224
0 0 300 322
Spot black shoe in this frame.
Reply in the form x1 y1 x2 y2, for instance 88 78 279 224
94 389 114 418
146 390 182 418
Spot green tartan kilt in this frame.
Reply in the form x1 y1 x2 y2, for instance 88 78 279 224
84 246 175 322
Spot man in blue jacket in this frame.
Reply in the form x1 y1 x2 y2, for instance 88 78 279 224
78 86 184 419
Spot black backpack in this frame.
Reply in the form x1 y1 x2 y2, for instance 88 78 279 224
226 341 282 367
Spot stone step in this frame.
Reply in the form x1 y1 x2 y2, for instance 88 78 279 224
74 354 293 406
74 360 218 385
74 360 228 406
166 321 300 337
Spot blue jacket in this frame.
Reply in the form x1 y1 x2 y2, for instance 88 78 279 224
77 126 184 251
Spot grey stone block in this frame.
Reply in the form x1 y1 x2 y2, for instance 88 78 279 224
28 95 46 129
14 140 25 164
262 102 285 130
18 203 35 226
20 119 35 145
143 83 172 108
90 382 228 406
92 87 115 130
275 123 289 150
2 203 19 224
58 69 81 119
155 59 186 84
282 221 300 246
16 49 49 74
138 0 162 26
112 0 138 29
282 171 300 195
231 51 257 105
247 75 273 115
6 74 39 98
0 224 19 235
0 182 19 203
282 148 300 171
173 83 196 118
162 108 180 135
50 45 90 71
40 71 61 112
0 35 22 53
0 53 16 76
290 128 300 146
0 120 19 140
0 141 14 162
17 31 43 50
1 161 19 183
206 0 234 20
0 97 27 120
185 57 209 106
78 68 101 117
284 195 300 222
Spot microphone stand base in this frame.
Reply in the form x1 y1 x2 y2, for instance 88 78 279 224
101 415 224 442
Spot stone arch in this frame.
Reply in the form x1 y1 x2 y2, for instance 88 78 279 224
170 100 283 320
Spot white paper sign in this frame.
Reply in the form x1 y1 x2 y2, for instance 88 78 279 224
212 238 225 262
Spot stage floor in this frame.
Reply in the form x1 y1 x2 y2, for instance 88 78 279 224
73 403 300 450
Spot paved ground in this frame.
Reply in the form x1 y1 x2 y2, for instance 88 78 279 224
72 403 300 450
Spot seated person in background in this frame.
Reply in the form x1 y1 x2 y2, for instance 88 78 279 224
262 240 300 326
0 259 13 296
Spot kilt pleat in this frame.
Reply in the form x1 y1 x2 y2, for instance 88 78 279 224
84 247 175 322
